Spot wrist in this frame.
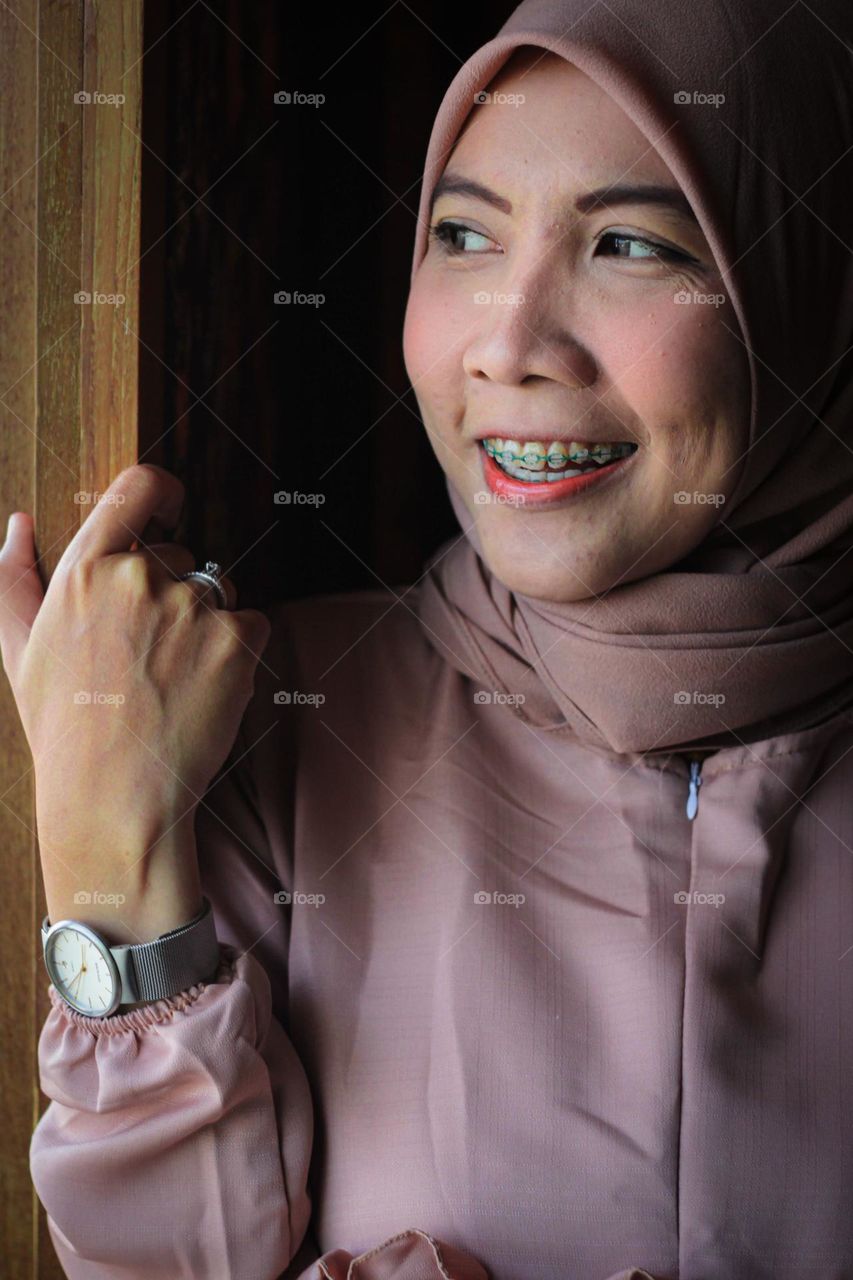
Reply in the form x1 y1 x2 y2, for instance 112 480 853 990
42 895 220 1015
40 827 203 946
36 798 198 863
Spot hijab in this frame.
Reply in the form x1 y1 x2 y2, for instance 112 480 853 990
411 0 853 758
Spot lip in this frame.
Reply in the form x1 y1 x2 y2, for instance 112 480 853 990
478 440 638 506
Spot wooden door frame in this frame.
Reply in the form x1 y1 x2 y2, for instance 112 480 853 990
0 1 143 1274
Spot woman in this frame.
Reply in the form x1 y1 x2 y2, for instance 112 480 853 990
8 0 853 1276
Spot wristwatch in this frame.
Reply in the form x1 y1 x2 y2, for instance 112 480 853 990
41 895 220 1018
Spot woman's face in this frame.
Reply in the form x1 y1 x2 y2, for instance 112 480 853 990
403 49 751 603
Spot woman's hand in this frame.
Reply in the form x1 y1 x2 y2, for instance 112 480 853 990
0 463 272 938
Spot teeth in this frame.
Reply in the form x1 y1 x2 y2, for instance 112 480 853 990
483 437 635 475
498 456 584 482
520 441 546 471
546 441 569 469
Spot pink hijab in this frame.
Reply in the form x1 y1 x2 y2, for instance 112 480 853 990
413 0 853 757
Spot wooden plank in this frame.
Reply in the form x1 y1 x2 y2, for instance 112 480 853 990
79 0 143 516
0 3 41 1277
0 1 142 1275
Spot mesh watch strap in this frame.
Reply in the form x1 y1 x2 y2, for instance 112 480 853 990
119 895 220 1002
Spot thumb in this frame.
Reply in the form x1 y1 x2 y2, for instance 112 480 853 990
0 512 45 679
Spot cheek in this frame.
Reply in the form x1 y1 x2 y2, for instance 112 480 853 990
595 301 740 438
401 286 428 385
403 274 467 421
402 273 450 382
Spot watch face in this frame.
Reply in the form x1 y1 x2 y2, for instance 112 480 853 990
44 923 121 1016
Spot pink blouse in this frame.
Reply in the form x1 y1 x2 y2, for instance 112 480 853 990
32 591 853 1278
33 942 650 1279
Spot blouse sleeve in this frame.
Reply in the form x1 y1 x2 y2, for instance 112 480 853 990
29 664 493 1280
290 1231 653 1279
291 1228 488 1278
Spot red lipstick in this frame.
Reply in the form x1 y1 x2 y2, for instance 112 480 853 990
478 441 638 507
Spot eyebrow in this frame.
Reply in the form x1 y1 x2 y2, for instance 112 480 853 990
429 171 699 225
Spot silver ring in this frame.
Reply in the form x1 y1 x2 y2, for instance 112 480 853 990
178 560 229 610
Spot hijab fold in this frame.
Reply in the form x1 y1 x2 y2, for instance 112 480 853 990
411 0 853 756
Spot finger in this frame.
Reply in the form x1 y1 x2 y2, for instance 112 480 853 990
0 512 44 677
133 542 197 581
171 569 239 613
236 607 273 659
139 513 180 547
0 511 37 572
143 542 239 610
56 464 185 573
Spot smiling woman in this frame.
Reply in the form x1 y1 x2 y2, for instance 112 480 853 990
21 1 853 1279
404 49 751 603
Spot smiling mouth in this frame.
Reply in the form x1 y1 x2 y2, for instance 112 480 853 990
481 436 638 483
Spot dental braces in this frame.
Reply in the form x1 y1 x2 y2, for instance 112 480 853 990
484 442 631 465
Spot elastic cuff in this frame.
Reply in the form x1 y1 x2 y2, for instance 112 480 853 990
45 941 238 1036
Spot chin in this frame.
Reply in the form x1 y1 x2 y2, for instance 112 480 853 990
476 537 606 603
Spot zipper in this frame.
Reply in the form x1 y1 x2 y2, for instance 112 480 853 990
685 756 703 820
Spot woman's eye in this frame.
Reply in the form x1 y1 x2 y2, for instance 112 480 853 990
595 231 689 264
429 221 495 255
428 221 696 266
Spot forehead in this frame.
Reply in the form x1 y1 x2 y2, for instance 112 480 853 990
445 49 678 203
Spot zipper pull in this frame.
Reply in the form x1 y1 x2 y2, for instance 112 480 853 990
686 758 703 820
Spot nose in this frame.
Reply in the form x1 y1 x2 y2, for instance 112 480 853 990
461 260 598 389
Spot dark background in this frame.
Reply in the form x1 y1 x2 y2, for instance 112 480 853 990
139 0 518 611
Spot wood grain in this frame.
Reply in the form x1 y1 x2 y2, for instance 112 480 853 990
0 1 142 1275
